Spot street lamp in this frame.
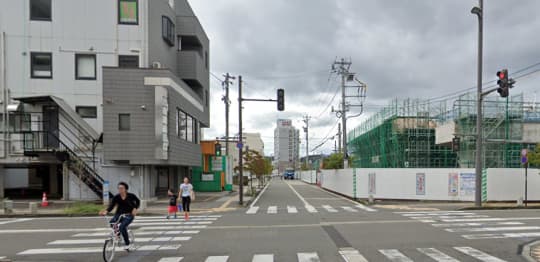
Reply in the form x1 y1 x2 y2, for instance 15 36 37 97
471 0 483 207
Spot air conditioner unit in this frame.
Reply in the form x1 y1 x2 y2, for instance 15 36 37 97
151 62 162 68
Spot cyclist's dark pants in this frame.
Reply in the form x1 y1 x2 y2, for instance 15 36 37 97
182 196 191 212
110 214 134 245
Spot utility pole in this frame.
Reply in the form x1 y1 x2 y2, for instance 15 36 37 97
238 76 244 205
222 73 235 157
337 122 342 154
471 0 483 207
302 115 311 168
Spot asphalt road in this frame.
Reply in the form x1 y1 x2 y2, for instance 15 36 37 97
0 179 538 261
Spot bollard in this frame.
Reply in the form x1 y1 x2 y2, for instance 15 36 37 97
29 202 38 214
3 200 13 214
517 197 524 207
368 195 374 205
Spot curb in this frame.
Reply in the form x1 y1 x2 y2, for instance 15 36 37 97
521 239 540 262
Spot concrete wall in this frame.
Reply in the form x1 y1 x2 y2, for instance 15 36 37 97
315 168 540 202
299 170 316 184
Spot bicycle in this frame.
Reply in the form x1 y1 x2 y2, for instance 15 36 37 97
102 214 135 262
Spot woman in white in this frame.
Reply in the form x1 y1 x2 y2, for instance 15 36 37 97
178 177 194 220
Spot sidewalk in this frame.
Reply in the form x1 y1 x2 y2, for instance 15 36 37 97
0 190 241 217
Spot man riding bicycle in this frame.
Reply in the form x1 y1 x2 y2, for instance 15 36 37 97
99 182 140 250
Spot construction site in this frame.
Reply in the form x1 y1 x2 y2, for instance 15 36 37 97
348 92 540 168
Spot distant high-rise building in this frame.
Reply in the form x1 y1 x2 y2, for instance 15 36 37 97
274 119 300 173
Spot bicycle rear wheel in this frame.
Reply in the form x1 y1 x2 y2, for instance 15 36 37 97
102 239 116 262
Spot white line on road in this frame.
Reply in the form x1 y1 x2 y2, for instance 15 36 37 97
378 249 413 262
306 205 318 213
131 221 212 226
287 206 298 213
431 222 524 227
446 226 540 233
252 254 274 262
401 212 476 216
134 218 218 222
48 236 191 245
18 244 181 255
322 205 338 213
410 215 489 220
246 206 260 214
417 248 459 262
205 256 229 262
441 217 540 223
140 225 207 230
419 220 436 223
454 247 506 262
463 232 540 240
297 252 320 262
0 218 33 225
356 204 377 212
158 257 184 262
267 206 277 214
339 248 368 262
250 181 271 208
395 211 466 214
72 230 200 237
285 181 318 214
341 206 359 213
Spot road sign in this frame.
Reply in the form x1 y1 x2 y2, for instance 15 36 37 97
237 142 243 149
521 149 528 164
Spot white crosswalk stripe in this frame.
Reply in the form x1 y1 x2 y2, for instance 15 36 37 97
378 249 413 262
342 206 359 213
431 222 523 227
322 205 338 213
297 252 320 262
339 248 368 262
268 206 278 214
252 254 274 262
205 256 229 262
287 206 298 213
417 248 458 262
446 226 540 233
306 205 318 213
454 247 507 262
158 257 183 262
463 231 540 240
247 206 260 214
356 204 377 212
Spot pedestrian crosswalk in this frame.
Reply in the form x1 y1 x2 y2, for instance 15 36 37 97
16 215 221 257
156 246 507 261
246 204 377 214
396 210 540 240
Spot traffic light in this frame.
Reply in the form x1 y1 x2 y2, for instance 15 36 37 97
215 143 222 156
496 69 509 97
452 137 460 152
277 88 285 111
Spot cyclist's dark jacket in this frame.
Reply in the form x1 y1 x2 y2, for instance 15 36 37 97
107 193 140 215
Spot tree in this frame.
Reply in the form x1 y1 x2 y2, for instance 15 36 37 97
528 144 540 167
323 153 343 169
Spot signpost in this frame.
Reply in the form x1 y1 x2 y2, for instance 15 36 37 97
102 181 110 206
521 149 528 207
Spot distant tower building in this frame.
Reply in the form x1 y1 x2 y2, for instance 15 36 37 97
274 119 300 173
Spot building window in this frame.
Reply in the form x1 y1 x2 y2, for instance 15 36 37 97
30 0 51 21
118 0 138 25
118 55 139 68
76 106 97 119
168 0 174 8
162 16 175 47
193 120 199 143
186 115 193 142
119 114 130 131
178 110 187 139
30 52 52 79
75 54 96 80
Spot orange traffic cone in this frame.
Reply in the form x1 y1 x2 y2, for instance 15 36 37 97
41 192 49 207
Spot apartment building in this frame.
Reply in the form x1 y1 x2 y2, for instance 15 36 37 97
0 0 210 200
273 119 300 173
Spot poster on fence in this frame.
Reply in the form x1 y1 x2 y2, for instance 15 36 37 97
416 173 426 195
368 173 376 195
448 173 458 196
459 173 476 196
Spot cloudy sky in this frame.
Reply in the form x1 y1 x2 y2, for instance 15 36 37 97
190 0 540 156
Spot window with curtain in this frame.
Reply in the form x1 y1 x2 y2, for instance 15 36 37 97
75 54 96 80
178 110 187 140
186 115 193 142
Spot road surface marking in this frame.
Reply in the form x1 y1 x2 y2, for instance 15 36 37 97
267 206 277 214
48 236 191 245
356 204 377 212
306 205 318 213
252 254 273 262
378 249 413 262
454 247 506 262
18 244 181 255
141 225 207 230
246 206 260 214
401 212 475 216
441 217 540 223
342 206 358 213
73 230 199 237
322 205 338 213
395 211 466 214
285 181 315 207
250 181 271 208
297 252 320 262
417 248 459 262
419 220 436 223
409 215 489 220
132 221 212 226
446 226 540 233
432 222 524 227
287 206 298 213
158 258 183 262
205 256 229 262
134 218 218 222
339 248 368 262
0 218 33 225
463 232 540 239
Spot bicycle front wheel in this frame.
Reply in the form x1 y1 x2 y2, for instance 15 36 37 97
126 230 135 251
102 239 116 262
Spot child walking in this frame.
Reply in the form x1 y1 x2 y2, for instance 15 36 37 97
167 189 177 219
